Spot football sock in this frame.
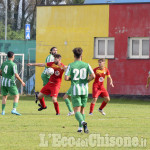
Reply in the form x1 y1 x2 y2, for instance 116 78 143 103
89 103 95 113
53 102 60 114
75 112 84 127
13 102 18 110
100 101 107 110
2 104 5 111
40 97 46 108
64 98 73 112
79 122 82 127
79 114 85 127
82 114 85 121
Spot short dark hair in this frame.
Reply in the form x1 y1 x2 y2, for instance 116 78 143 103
50 47 57 54
7 51 14 58
54 54 61 59
73 47 83 58
98 58 105 62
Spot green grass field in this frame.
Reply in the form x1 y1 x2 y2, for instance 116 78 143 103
0 96 150 150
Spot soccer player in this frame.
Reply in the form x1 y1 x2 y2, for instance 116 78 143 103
27 54 66 115
35 47 57 103
89 58 114 116
146 71 150 88
65 47 95 133
41 47 57 86
0 51 26 115
63 87 74 116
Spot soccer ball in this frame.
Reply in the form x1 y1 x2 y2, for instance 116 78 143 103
46 68 54 75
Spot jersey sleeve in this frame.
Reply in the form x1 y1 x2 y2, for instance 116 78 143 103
45 55 50 63
106 68 110 76
46 62 52 67
65 64 71 76
88 64 94 75
93 68 97 74
13 64 18 74
61 63 65 68
45 55 54 63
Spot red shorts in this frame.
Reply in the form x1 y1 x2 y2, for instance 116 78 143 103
40 82 60 97
92 85 109 98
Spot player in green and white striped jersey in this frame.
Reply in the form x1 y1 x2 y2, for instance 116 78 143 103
65 47 95 133
41 47 57 86
0 51 25 115
35 47 57 105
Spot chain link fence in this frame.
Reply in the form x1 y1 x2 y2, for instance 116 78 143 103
0 41 36 95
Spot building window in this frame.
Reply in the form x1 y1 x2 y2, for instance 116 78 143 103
128 37 149 59
94 37 115 59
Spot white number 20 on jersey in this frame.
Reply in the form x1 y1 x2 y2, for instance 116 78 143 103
73 68 86 80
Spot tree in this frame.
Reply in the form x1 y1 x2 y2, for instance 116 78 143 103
0 0 85 40
65 0 85 4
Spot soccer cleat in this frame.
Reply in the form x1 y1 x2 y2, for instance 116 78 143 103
56 113 60 115
35 92 39 103
82 122 89 133
67 111 74 116
89 113 93 115
11 110 21 116
77 130 82 133
38 106 47 111
1 111 5 115
98 108 106 116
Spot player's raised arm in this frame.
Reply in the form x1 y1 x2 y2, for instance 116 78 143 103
107 75 114 87
27 63 46 67
146 73 150 88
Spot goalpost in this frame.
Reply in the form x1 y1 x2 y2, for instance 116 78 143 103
0 52 25 95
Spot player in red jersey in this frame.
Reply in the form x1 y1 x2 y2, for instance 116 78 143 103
27 54 66 115
89 58 114 116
